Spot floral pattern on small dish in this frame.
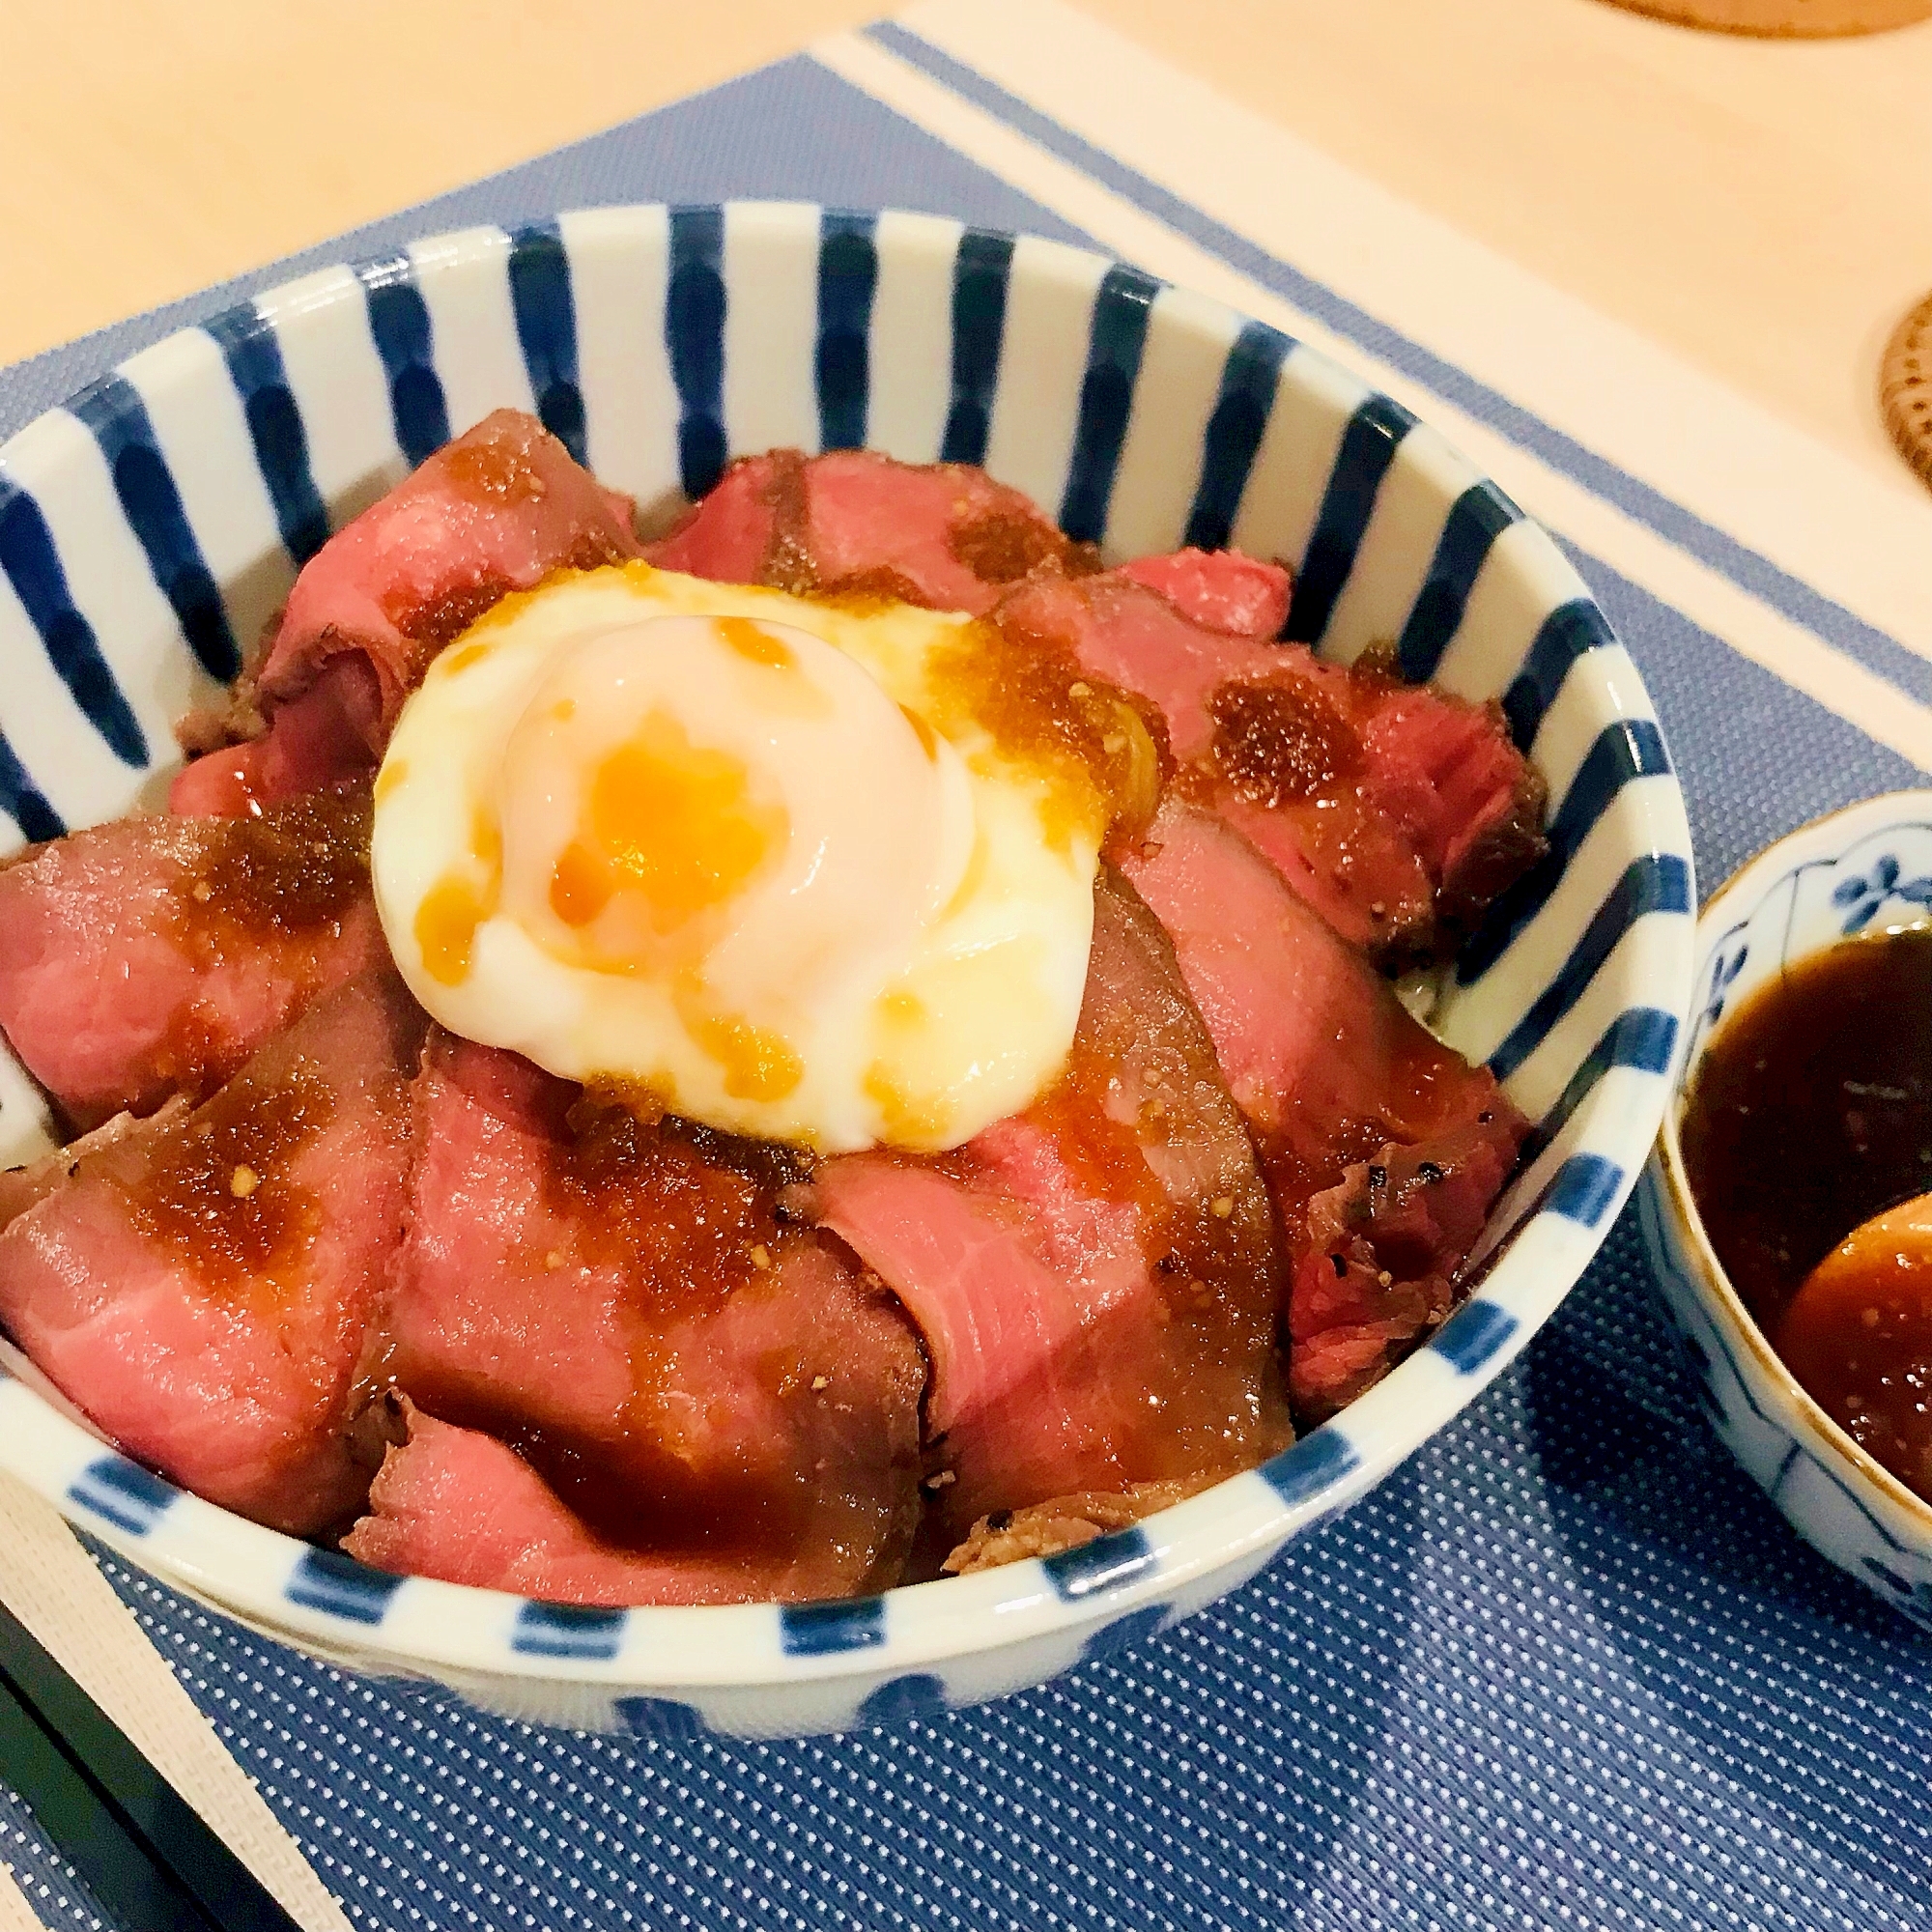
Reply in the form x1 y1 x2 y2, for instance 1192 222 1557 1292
1644 791 1932 1634
1679 815 1932 1074
1698 940 1749 1037
1830 854 1932 934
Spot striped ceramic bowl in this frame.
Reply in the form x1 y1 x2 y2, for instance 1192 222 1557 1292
0 204 1694 1737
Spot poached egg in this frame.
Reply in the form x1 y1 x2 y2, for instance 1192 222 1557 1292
370 562 1146 1151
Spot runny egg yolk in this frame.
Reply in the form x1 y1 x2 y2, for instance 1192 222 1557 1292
547 712 788 944
372 575 1103 1152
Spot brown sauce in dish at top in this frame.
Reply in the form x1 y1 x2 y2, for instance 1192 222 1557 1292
1680 924 1932 1329
1680 923 1932 1502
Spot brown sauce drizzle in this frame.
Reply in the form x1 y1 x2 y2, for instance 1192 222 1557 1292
541 1095 794 1316
758 449 818 595
1208 677 1362 808
384 574 516 650
128 1068 336 1302
1024 1042 1173 1228
441 435 549 507
178 788 370 960
750 448 1096 599
400 1101 827 1554
399 1376 813 1557
955 611 1170 844
949 508 1077 584
811 567 931 608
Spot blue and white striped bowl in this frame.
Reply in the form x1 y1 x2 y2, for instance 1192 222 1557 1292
1641 792 1932 1634
0 204 1693 1736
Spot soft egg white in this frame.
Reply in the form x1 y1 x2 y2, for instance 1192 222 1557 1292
371 564 1103 1151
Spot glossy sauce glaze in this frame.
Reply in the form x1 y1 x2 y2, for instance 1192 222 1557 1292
1680 923 1932 1499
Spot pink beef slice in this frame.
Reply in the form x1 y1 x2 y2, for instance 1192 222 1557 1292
1290 1122 1520 1423
1113 548 1290 640
346 1401 837 1606
0 974 424 1533
998 571 1547 964
994 571 1283 764
170 672 383 817
812 866 1291 1540
0 1099 192 1232
645 447 1091 612
1120 800 1526 1420
1356 682 1552 940
378 1034 926 1602
171 409 643 812
0 788 382 1129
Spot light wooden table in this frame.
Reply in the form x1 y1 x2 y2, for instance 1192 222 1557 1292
1 0 1927 497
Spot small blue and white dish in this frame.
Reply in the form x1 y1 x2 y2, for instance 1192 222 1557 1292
0 204 1695 1734
1641 791 1932 1633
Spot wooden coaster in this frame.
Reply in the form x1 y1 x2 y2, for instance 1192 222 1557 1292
1603 0 1932 32
1882 291 1932 490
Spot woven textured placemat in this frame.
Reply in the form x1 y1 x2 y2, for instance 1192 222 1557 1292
0 44 1926 1932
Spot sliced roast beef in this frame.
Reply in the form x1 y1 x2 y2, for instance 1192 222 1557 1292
1120 800 1525 1419
173 409 643 811
996 571 1270 764
0 789 381 1128
0 975 423 1533
170 668 384 816
1357 683 1550 942
1113 548 1290 641
1290 1120 1521 1421
379 1034 925 1601
996 572 1429 950
998 572 1545 962
1120 798 1519 1220
344 1400 847 1607
645 447 1091 612
811 867 1290 1539
0 1100 190 1231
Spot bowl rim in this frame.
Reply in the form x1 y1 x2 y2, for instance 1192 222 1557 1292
1650 786 1932 1542
0 199 1697 1703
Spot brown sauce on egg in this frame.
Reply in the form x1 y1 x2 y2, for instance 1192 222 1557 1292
931 616 1168 847
1680 923 1932 1499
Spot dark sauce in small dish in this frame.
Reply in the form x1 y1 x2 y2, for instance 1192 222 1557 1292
1681 923 1932 1500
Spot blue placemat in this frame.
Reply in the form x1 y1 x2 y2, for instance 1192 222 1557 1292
2 35 1928 1932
